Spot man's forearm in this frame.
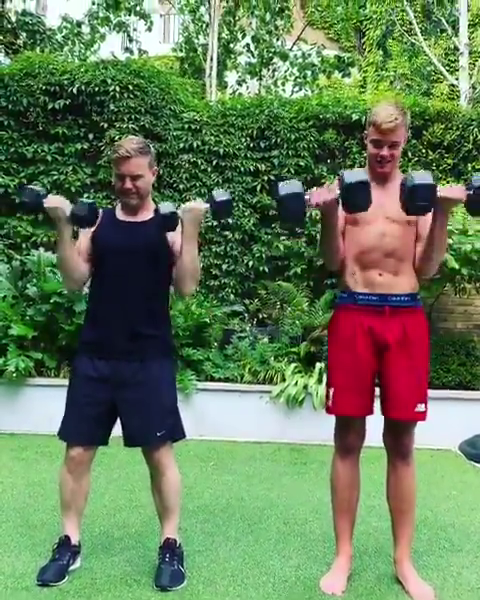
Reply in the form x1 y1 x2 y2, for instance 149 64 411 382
319 206 344 272
57 224 90 291
173 223 201 296
415 206 450 279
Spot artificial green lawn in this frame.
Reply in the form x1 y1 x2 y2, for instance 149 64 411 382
1 434 479 600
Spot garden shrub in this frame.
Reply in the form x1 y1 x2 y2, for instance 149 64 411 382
1 53 479 392
429 331 480 391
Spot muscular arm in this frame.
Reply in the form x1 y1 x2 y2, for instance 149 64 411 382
57 224 93 292
319 205 346 272
414 207 449 279
167 220 201 297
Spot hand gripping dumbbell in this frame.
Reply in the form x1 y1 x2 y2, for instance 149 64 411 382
274 168 372 229
401 172 480 217
157 189 234 232
17 185 99 229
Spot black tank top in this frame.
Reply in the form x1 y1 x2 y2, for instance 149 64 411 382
78 207 175 360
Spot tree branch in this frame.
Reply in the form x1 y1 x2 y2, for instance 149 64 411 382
471 59 480 98
394 13 422 49
288 22 308 51
472 58 480 84
403 0 458 87
438 15 461 50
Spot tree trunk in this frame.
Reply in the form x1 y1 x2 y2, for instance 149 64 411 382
210 0 221 101
458 0 469 107
205 0 216 100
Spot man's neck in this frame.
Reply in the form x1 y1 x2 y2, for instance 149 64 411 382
117 197 156 221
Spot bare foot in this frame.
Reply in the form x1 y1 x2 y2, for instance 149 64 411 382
319 555 351 596
395 561 435 600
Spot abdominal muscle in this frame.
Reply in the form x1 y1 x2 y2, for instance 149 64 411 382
341 215 419 294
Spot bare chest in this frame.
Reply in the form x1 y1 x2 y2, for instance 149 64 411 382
344 186 417 230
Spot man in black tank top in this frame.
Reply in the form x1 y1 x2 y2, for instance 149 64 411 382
36 136 205 592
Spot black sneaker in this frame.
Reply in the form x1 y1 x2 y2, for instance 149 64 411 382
154 537 186 592
36 535 81 587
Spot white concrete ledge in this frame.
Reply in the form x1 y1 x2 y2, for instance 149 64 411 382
1 379 479 450
5 378 480 400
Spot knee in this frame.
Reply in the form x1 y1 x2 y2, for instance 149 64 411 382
143 443 179 478
64 446 96 476
383 422 415 463
334 417 366 458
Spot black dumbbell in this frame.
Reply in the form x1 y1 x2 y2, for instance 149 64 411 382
465 174 480 217
274 168 372 229
158 189 234 232
17 185 99 229
401 172 480 217
400 172 437 216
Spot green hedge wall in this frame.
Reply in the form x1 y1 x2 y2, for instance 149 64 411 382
1 53 480 392
2 53 480 303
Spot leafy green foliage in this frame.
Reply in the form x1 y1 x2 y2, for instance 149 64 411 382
2 55 479 303
0 250 85 379
175 0 353 97
271 362 326 410
305 0 480 106
0 250 331 408
1 1 154 61
429 331 480 390
441 207 480 296
1 54 480 403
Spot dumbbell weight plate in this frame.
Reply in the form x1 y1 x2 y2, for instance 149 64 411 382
465 174 480 217
158 202 179 232
339 169 372 214
275 179 306 229
17 185 47 214
401 171 436 216
70 200 99 229
209 189 233 221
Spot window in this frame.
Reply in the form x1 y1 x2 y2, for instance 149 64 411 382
121 19 139 53
159 12 179 45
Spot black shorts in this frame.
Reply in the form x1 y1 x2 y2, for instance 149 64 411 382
58 355 186 448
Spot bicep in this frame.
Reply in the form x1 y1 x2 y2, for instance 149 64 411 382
167 222 182 263
414 213 432 263
74 210 102 268
337 207 346 237
74 229 93 275
76 229 92 259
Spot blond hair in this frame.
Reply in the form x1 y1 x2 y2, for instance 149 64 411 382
366 100 410 134
111 135 156 168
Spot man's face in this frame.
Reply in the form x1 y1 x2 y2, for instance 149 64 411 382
113 156 157 213
364 125 407 179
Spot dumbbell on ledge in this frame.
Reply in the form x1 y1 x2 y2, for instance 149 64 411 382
17 185 99 229
158 188 234 232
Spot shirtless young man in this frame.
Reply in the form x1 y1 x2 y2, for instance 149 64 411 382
310 101 467 600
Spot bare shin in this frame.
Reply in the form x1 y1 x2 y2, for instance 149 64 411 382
331 417 366 558
383 419 417 564
60 446 96 544
143 443 182 541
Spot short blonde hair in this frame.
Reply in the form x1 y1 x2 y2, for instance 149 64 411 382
366 100 410 134
111 135 156 168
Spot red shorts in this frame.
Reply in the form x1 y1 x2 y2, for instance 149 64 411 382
325 291 430 421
